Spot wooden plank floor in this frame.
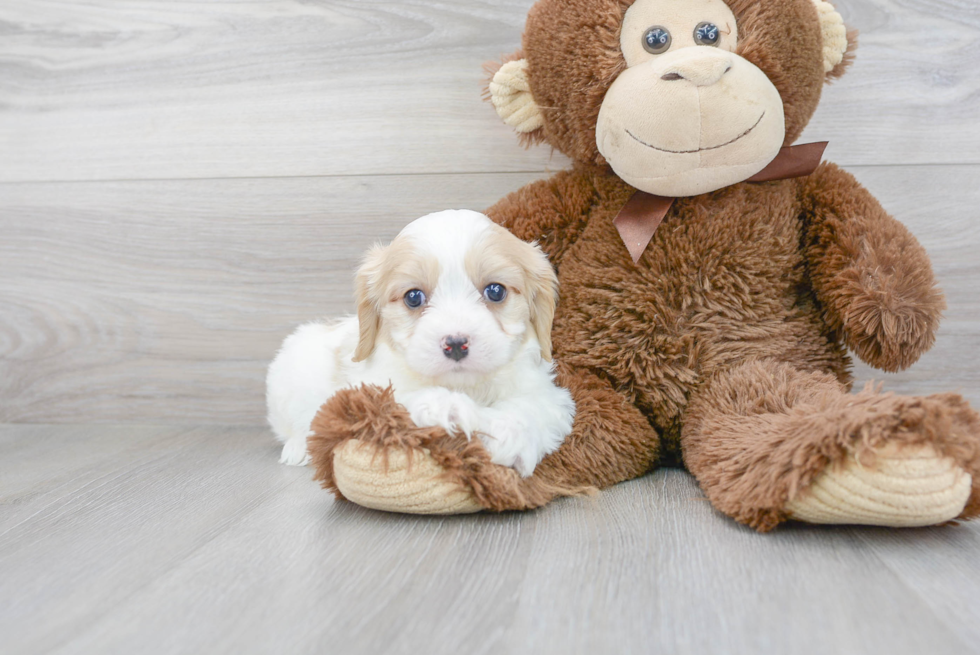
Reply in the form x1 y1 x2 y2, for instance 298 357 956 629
2 0 980 653
2 424 979 655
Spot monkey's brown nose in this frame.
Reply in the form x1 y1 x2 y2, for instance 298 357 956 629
658 50 734 87
661 64 732 84
442 336 469 362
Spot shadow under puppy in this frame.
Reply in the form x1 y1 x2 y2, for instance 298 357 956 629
266 209 575 476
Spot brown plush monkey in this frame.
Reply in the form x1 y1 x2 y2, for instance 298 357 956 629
308 0 980 531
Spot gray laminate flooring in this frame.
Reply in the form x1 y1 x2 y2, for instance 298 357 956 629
3 424 980 655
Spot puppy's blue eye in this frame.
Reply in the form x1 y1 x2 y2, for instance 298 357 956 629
404 289 426 309
483 283 506 303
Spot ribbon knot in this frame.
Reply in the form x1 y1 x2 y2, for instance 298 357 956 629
613 142 828 263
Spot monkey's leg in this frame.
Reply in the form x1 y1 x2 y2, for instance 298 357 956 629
308 363 661 514
681 359 980 531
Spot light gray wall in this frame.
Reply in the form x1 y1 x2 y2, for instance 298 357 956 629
1 0 978 424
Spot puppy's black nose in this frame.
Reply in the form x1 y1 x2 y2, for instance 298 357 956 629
442 336 469 362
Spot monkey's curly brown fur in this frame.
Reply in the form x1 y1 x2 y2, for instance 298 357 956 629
309 0 980 530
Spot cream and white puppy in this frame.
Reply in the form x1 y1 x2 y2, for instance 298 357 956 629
266 210 575 477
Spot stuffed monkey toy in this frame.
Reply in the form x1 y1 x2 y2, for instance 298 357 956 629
308 0 980 531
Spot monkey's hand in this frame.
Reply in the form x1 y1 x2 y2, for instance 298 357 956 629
832 239 945 372
801 163 944 372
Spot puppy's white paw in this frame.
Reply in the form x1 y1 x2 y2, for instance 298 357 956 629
402 388 481 437
479 413 540 477
280 435 312 466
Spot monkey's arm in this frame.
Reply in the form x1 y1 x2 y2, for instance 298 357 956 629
486 167 599 267
799 162 945 372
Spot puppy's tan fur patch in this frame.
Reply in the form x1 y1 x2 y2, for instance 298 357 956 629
354 237 440 362
465 224 558 361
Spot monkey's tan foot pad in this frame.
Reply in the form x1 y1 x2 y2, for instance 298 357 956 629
786 443 972 527
332 439 483 514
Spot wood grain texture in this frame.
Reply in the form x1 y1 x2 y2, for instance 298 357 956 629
1 424 977 655
1 0 979 183
2 165 978 424
2 3 978 653
0 171 543 423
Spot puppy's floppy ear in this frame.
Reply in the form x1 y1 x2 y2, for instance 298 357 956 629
352 245 386 363
521 241 559 362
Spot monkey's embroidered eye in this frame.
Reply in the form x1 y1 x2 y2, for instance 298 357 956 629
694 22 720 46
404 289 426 309
642 26 671 54
483 283 507 303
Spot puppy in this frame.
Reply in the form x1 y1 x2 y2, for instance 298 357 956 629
266 209 575 476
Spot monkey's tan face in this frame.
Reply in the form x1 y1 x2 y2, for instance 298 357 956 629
596 0 786 197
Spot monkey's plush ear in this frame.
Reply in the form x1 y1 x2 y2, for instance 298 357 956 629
813 0 856 79
487 57 546 143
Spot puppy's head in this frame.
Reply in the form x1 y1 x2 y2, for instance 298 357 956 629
352 210 558 383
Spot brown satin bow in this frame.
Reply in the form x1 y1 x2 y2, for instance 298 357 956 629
613 142 829 263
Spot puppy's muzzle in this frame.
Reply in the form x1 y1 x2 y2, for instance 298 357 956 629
441 336 469 362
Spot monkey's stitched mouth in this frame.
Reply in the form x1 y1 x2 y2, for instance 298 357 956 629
626 112 765 154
